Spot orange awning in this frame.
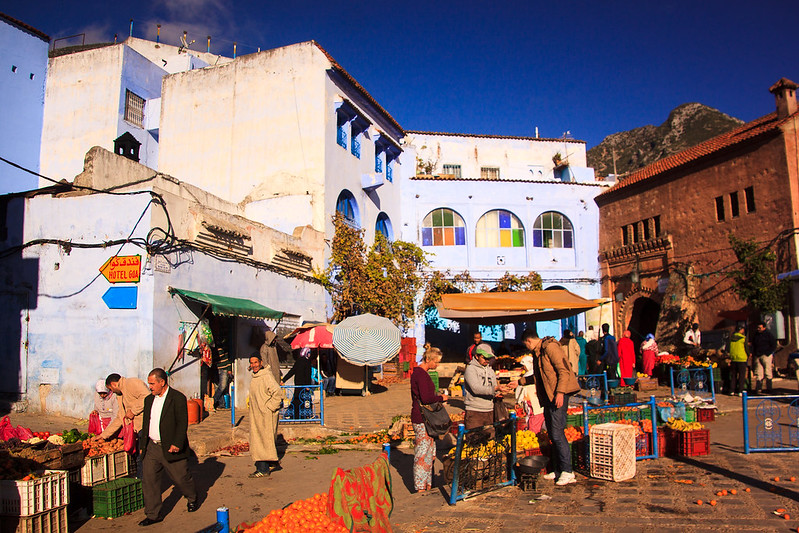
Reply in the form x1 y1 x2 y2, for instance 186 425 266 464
435 290 599 325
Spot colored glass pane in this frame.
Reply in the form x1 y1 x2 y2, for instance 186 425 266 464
432 210 443 226
499 211 511 229
433 228 443 245
455 227 466 245
533 231 542 247
512 229 524 247
500 229 511 247
422 228 432 246
443 209 454 226
563 231 573 248
444 227 454 246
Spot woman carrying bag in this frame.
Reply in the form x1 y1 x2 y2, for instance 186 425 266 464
410 345 448 492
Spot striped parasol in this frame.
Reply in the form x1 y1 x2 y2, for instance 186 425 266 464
332 313 401 367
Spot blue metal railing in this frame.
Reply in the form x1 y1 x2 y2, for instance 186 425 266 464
351 136 361 158
670 366 716 403
337 126 347 148
578 372 609 405
742 392 799 453
581 395 659 464
449 413 517 504
280 384 324 425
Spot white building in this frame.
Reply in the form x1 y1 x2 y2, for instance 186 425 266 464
158 41 408 248
39 37 231 182
0 13 49 193
402 131 611 344
0 147 326 416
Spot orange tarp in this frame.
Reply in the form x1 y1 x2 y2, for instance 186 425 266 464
436 290 599 325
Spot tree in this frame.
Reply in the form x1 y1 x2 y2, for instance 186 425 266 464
488 271 543 292
315 214 429 326
727 235 788 314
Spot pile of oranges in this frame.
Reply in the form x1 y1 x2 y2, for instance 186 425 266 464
240 493 348 533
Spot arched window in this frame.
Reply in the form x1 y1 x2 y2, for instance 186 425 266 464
375 212 393 240
421 208 466 246
475 209 524 247
533 211 573 248
336 190 359 226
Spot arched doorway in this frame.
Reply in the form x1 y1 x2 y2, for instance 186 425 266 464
625 296 660 357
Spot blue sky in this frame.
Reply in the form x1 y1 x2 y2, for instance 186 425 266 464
5 0 798 147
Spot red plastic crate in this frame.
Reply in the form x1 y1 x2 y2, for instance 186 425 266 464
675 428 710 456
635 432 651 457
656 428 677 457
696 408 715 422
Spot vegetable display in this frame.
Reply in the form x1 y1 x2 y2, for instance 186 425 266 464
239 493 348 533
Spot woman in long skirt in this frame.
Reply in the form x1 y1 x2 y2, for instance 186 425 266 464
410 345 447 491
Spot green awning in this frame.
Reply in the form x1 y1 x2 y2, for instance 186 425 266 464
168 287 285 320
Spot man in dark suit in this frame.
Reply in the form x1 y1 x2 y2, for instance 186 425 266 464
138 368 198 526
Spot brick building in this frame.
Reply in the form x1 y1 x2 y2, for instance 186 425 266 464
594 78 799 362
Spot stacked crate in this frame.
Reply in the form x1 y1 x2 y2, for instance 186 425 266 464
589 423 636 482
0 470 69 533
92 478 144 518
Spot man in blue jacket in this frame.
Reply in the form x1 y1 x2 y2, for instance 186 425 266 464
599 323 619 380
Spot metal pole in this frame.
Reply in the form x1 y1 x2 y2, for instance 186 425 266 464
602 371 608 404
449 424 465 505
583 400 590 468
709 367 716 403
670 367 675 397
230 383 235 427
650 395 659 458
742 392 750 454
509 412 517 485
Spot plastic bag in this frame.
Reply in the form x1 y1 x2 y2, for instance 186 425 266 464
0 415 15 441
14 425 34 441
122 419 137 454
88 411 102 435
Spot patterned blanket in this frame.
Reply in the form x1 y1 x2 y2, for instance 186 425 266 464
327 453 393 532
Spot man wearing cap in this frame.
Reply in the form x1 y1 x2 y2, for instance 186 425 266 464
463 343 500 431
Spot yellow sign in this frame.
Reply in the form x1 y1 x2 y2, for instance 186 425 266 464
99 255 141 283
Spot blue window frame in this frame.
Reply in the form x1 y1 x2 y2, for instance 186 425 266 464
351 136 361 159
375 212 392 240
386 162 393 183
337 124 347 149
375 153 383 173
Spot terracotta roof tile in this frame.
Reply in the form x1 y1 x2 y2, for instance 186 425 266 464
0 12 50 42
411 174 607 187
405 130 586 144
597 109 798 199
312 41 403 134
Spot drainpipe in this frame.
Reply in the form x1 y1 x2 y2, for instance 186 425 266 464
129 19 134 38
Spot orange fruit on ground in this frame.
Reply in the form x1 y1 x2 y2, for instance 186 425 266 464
710 500 717 506
721 490 728 496
745 488 751 492
775 477 781 482
791 477 797 482
696 500 703 505
778 509 787 513
730 489 737 495
785 514 791 520
716 491 723 496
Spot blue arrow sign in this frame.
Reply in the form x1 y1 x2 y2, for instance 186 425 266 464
102 286 138 309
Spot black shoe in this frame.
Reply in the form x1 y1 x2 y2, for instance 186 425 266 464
139 518 163 527
187 501 199 513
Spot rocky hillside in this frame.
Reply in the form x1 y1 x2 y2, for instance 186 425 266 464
587 103 743 178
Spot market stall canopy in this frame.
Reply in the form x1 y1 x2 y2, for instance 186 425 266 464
435 290 599 325
168 287 284 320
332 313 401 367
285 323 335 349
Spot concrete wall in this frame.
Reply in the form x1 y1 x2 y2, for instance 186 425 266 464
21 193 155 416
0 17 49 193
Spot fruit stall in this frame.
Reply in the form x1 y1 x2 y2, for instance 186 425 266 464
0 416 142 532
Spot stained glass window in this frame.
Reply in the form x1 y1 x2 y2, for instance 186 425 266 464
421 208 466 246
532 211 573 249
475 210 524 248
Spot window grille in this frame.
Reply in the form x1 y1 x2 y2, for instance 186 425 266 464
351 136 361 159
124 90 145 128
443 164 462 178
337 124 347 149
480 167 500 180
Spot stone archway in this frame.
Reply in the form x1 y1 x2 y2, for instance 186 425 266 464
619 288 661 356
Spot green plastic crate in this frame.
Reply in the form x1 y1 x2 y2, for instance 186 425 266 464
92 478 143 518
685 407 695 423
427 370 439 391
402 361 410 372
566 413 583 428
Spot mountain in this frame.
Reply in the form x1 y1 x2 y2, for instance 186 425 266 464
587 103 743 178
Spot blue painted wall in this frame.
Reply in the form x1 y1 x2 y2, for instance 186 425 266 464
0 17 49 193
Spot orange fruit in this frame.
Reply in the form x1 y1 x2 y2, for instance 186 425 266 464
721 490 728 496
778 508 787 513
745 488 751 492
730 489 737 495
791 477 797 482
775 477 781 482
784 514 791 520
696 500 703 505
716 491 723 496
710 500 717 506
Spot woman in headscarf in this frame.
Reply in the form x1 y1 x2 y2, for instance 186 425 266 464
282 347 315 420
640 334 658 377
514 355 545 433
576 331 588 376
618 330 636 380
93 379 118 432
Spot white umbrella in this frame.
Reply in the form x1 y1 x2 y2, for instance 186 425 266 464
332 313 401 366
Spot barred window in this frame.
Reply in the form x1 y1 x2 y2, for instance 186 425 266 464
443 164 462 178
124 90 145 128
481 167 500 180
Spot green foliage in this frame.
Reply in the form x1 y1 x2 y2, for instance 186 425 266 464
488 271 543 292
421 270 475 311
315 214 429 326
727 235 788 314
